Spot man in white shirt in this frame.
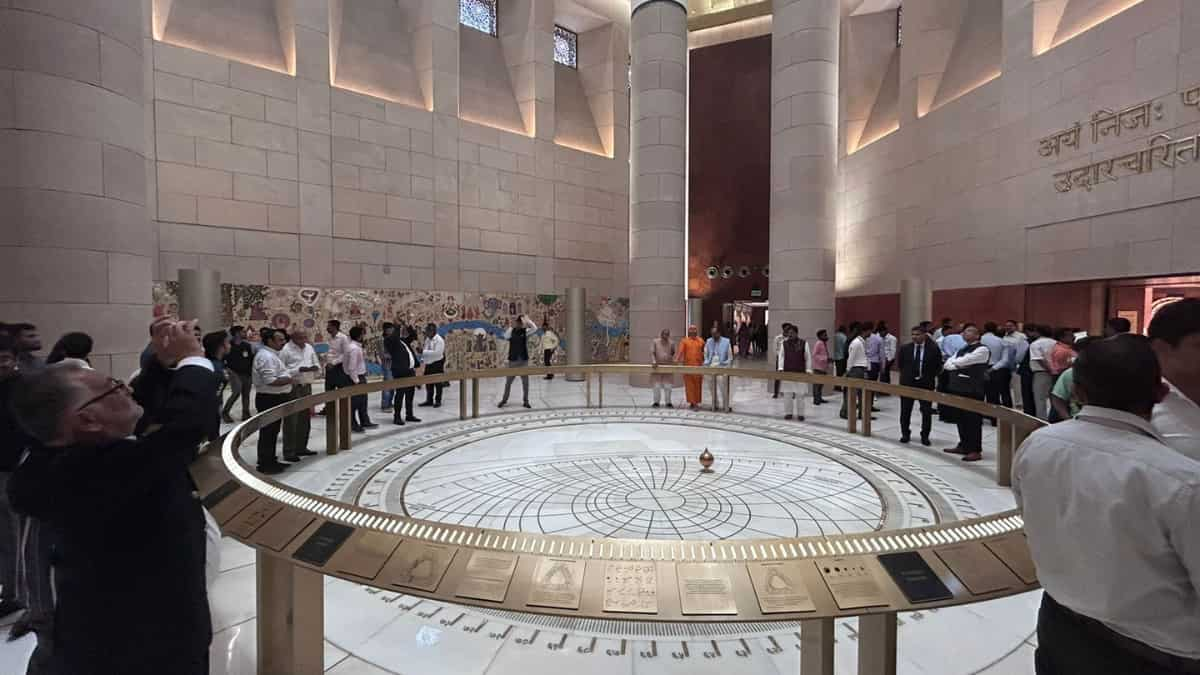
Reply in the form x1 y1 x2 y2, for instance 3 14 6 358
1004 320 1029 411
1013 334 1200 673
1149 298 1200 461
251 328 293 474
942 323 990 462
345 326 376 432
419 323 447 407
839 323 873 419
776 325 812 421
1028 324 1058 420
323 319 352 393
877 323 898 392
771 323 792 398
280 328 320 458
540 321 559 380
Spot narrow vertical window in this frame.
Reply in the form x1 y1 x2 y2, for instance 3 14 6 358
460 0 497 36
896 4 903 47
554 25 578 68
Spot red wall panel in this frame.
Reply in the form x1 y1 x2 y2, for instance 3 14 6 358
931 285 1027 329
687 36 772 324
836 294 901 334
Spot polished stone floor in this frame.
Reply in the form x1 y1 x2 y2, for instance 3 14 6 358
0 369 1038 674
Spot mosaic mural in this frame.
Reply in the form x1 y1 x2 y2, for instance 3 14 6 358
153 283 629 374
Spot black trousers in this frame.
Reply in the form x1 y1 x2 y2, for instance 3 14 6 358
392 378 415 421
352 375 371 427
1020 367 1037 416
986 367 1013 408
1036 594 1199 675
955 391 985 452
937 370 959 422
254 392 291 467
423 360 445 404
900 385 934 439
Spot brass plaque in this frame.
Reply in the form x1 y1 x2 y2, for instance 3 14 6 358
602 561 657 614
935 543 1019 595
676 563 737 615
379 541 457 592
527 557 585 610
983 535 1038 585
208 486 257 525
223 499 283 539
330 531 402 580
455 551 519 603
747 561 815 614
250 510 316 552
815 557 888 610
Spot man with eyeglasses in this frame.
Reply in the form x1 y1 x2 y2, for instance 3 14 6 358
7 319 218 675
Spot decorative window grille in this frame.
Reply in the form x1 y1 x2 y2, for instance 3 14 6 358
460 0 497 36
896 4 903 46
554 25 578 68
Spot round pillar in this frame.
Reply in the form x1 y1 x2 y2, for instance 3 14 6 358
629 0 688 367
768 0 839 351
0 2 151 376
177 269 223 336
900 278 932 336
564 287 587 382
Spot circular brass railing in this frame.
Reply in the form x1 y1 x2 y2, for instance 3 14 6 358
194 364 1044 674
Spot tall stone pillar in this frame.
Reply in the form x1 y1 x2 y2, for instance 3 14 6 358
769 0 839 353
900 278 932 336
629 0 688 367
177 269 223 336
0 1 151 376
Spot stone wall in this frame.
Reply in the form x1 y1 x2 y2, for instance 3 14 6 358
149 0 629 305
838 0 1200 298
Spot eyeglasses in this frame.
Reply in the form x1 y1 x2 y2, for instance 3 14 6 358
76 378 130 411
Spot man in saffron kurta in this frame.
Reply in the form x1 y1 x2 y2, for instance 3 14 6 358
676 325 705 410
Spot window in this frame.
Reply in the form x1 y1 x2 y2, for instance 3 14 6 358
554 25 578 68
460 0 497 36
896 4 903 47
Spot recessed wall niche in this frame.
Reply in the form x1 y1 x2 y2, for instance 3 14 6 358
329 0 426 109
915 0 1002 117
554 3 622 157
153 0 296 75
1033 0 1146 55
842 7 900 153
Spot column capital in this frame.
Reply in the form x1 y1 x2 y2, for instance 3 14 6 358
632 0 687 15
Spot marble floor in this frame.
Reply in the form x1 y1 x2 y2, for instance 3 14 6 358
0 369 1038 674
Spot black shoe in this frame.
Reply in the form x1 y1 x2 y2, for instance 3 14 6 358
921 436 931 446
283 454 302 462
393 418 405 426
221 414 235 424
297 449 317 457
434 402 442 408
870 407 881 413
351 425 364 433
418 401 433 407
899 435 910 444
406 416 422 422
667 403 674 408
839 412 848 419
544 375 553 380
962 452 983 462
362 422 379 429
258 463 286 475
497 401 507 408
7 612 32 641
381 405 393 411
797 415 805 421
772 394 780 399
523 401 532 409
785 414 793 420
652 403 660 408
944 447 968 455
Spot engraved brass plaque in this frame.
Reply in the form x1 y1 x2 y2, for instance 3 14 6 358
527 557 585 610
935 543 1019 595
815 557 888 610
602 561 657 614
330 531 402 580
379 541 457 592
250 511 315 552
747 561 815 614
208 486 257 525
983 535 1038 585
676 563 737 615
455 551 519 603
223 498 283 539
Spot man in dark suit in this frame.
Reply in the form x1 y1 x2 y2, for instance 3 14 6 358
898 325 943 446
8 319 217 675
385 325 422 425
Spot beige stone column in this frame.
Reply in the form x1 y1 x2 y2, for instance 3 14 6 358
0 1 151 376
770 0 839 352
629 0 687 366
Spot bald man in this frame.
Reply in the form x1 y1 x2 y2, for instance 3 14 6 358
8 319 218 674
280 328 321 459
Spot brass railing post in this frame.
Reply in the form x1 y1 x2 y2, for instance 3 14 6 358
862 390 874 437
847 386 858 434
598 372 604 408
711 374 719 412
459 379 467 420
324 400 338 456
471 378 480 418
723 374 731 412
858 612 897 675
257 553 323 675
337 397 351 450
585 372 592 407
800 617 835 675
996 421 1014 486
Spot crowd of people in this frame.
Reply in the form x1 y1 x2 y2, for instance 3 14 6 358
0 300 1197 673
